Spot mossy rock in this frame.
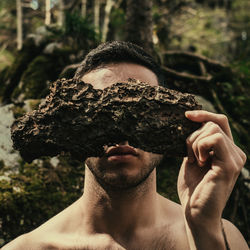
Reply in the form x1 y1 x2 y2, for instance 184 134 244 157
12 47 73 101
1 37 49 104
11 55 52 101
0 156 84 246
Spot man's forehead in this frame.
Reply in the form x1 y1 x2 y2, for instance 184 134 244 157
81 63 159 89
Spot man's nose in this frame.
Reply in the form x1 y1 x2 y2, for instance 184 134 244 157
116 141 129 146
103 141 129 151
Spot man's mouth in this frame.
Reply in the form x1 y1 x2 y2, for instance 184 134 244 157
105 145 138 161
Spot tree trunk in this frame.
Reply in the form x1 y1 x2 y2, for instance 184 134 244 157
81 0 87 17
125 0 154 55
94 0 100 34
58 0 65 27
45 0 51 25
101 0 115 42
16 0 23 50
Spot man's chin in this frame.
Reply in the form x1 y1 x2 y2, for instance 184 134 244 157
92 172 140 190
85 152 163 191
93 166 156 191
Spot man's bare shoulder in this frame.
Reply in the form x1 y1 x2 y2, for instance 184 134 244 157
157 193 184 222
1 233 60 250
1 234 29 250
2 198 81 250
222 219 249 250
2 230 124 250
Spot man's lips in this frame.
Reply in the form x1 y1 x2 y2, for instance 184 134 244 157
105 145 139 157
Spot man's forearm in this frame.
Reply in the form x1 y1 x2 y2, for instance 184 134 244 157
185 218 227 250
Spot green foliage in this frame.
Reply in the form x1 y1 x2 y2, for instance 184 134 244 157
109 8 126 40
0 49 14 71
64 11 99 50
219 80 250 126
229 1 250 60
0 156 84 246
232 60 250 81
45 25 65 40
217 61 250 138
170 8 230 60
157 157 182 203
0 0 15 10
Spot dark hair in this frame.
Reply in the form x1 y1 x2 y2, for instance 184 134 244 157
74 41 165 86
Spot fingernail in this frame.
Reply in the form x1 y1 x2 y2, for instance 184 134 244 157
185 111 195 118
185 111 190 117
198 158 206 167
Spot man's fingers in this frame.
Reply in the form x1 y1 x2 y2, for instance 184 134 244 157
185 110 233 141
186 121 226 164
196 134 227 163
184 111 246 169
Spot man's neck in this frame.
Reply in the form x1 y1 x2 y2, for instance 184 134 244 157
79 166 160 240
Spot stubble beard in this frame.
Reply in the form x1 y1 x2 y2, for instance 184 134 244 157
85 154 163 191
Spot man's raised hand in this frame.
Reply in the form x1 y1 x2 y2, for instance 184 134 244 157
177 110 247 249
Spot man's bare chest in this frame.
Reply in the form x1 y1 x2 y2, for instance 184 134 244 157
39 239 181 250
37 229 187 250
122 233 183 250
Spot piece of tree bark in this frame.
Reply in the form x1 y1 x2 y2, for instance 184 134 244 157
11 78 202 163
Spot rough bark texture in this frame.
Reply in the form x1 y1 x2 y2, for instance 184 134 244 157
11 78 202 163
125 0 154 55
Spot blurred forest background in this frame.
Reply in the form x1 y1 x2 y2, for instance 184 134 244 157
0 0 249 247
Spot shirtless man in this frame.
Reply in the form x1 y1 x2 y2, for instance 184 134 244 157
2 41 248 250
